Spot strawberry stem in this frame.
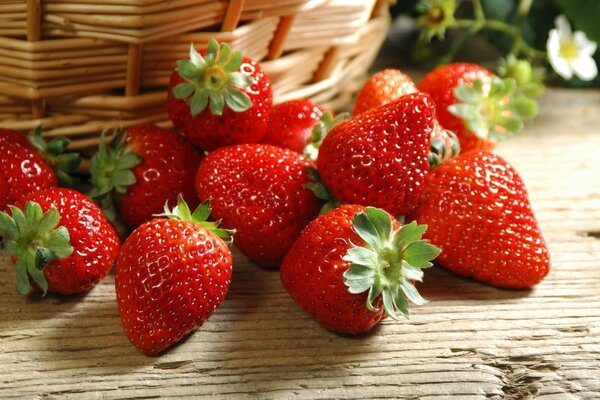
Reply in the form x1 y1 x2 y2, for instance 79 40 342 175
27 126 82 186
156 195 235 245
342 207 441 319
0 202 73 295
172 39 253 117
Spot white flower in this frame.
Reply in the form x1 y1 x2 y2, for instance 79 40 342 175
547 15 597 81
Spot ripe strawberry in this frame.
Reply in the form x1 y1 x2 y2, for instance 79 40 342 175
409 151 550 288
90 125 202 227
0 188 120 295
353 69 418 115
418 63 537 153
167 39 273 151
115 197 234 356
195 144 321 268
260 99 324 153
315 93 435 217
280 205 440 334
0 127 80 212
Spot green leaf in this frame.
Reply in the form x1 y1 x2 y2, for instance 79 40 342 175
24 202 43 224
9 206 26 232
223 88 252 112
365 207 392 242
191 201 211 222
217 42 232 65
176 59 200 81
229 72 252 88
558 0 600 43
189 44 206 69
352 212 382 250
393 221 427 250
509 97 538 118
14 258 31 295
205 38 219 64
454 84 478 103
343 247 379 267
37 208 60 234
393 289 410 319
382 289 400 321
0 211 18 239
46 227 72 258
224 50 243 73
402 262 425 282
448 103 476 119
400 280 428 306
190 88 210 116
27 261 48 295
112 170 136 191
115 152 142 170
209 92 225 116
366 283 384 312
404 241 441 268
172 82 196 99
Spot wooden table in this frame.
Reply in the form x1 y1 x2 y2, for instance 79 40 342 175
1 87 599 399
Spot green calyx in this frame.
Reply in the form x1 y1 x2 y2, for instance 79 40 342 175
342 207 441 320
172 39 253 117
498 55 545 98
448 76 538 142
28 126 81 186
0 202 73 295
303 111 350 162
89 128 141 223
415 0 457 41
304 167 340 214
429 127 460 168
156 195 235 245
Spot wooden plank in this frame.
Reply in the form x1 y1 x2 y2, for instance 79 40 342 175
1 87 599 398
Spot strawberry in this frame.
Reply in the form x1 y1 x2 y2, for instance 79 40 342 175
260 99 324 153
167 39 273 151
195 144 321 268
353 69 418 115
280 205 440 334
0 127 80 212
409 151 550 289
418 63 537 153
315 93 435 217
0 188 120 295
90 125 202 227
115 197 234 356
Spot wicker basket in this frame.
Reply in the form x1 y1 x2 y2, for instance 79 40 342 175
0 0 391 153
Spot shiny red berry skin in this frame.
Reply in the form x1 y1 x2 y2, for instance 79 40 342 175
195 144 321 268
167 57 273 151
281 205 400 334
260 99 324 153
353 69 418 115
118 125 202 227
317 93 435 217
409 151 550 289
115 218 233 356
418 63 494 153
0 129 57 212
19 188 120 295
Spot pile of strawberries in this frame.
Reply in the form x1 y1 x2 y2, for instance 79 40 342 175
0 39 550 356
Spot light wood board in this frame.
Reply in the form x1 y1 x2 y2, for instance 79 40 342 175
1 87 599 399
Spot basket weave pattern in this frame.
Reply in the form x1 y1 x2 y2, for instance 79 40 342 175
0 0 391 152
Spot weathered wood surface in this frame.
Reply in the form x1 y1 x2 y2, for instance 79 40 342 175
1 87 599 399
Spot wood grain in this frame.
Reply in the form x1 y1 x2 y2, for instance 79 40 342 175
1 87 600 399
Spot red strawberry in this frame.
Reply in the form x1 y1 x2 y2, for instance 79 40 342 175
409 151 550 289
418 63 537 153
0 188 120 295
195 144 321 268
315 93 435 217
115 197 234 356
260 99 324 153
90 125 202 227
280 205 440 334
167 39 273 151
0 127 80 212
353 69 418 115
